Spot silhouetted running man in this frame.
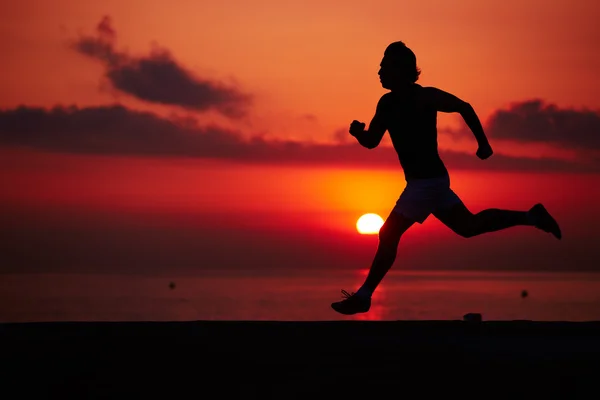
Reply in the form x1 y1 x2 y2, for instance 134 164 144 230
331 41 562 316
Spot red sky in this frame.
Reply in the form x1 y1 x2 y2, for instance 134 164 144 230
1 0 599 274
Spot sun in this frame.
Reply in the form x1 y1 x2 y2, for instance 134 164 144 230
356 213 384 234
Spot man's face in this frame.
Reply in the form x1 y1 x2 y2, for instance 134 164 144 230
378 56 402 90
378 56 399 90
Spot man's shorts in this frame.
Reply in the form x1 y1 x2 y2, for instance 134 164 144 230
392 174 462 223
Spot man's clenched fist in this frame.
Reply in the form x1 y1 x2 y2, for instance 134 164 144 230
349 120 366 137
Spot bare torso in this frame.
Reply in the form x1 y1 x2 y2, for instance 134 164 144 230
380 84 448 180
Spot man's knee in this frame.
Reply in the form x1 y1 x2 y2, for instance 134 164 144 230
454 218 481 238
457 227 476 238
436 202 482 238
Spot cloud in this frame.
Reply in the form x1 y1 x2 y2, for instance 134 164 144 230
0 104 241 157
72 16 250 118
0 104 596 173
487 99 600 150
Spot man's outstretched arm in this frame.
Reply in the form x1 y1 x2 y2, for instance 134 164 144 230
425 87 493 159
349 96 387 149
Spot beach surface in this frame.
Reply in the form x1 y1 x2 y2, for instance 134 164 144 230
2 320 599 399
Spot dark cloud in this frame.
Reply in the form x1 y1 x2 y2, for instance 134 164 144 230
487 99 600 150
0 104 241 157
72 16 250 118
0 104 596 173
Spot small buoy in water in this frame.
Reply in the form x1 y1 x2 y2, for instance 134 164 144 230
521 290 528 298
169 282 176 290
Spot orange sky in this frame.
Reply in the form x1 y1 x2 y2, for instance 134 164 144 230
2 0 599 140
1 0 599 274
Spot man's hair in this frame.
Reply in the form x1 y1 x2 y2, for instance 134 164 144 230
384 41 421 83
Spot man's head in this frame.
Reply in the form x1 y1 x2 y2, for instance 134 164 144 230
379 41 421 90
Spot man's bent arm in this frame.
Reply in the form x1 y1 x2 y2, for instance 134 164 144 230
460 104 489 147
353 97 388 149
425 87 490 146
354 128 385 149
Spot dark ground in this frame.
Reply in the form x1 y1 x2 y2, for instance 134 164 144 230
2 320 599 399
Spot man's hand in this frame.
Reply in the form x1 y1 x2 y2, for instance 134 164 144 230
349 120 366 137
476 142 493 160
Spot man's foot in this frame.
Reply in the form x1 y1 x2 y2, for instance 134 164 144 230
331 289 371 315
529 203 562 239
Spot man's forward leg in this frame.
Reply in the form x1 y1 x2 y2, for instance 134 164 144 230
360 211 415 294
331 211 415 315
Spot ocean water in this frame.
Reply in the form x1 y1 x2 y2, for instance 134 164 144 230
1 270 600 322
